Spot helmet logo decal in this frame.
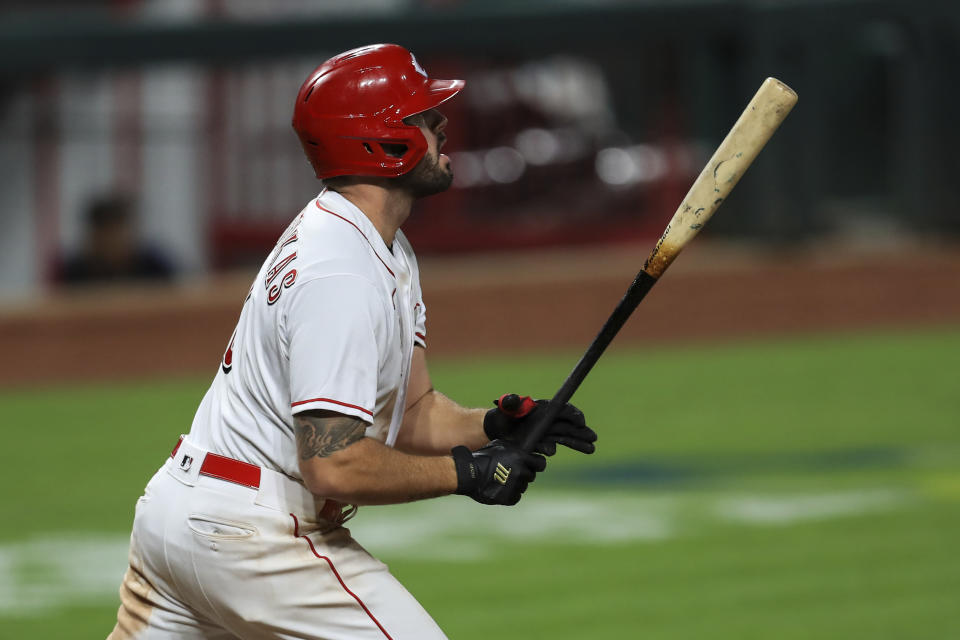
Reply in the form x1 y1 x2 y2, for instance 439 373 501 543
410 53 427 78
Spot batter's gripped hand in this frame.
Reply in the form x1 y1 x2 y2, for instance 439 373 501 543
483 394 597 456
452 440 546 506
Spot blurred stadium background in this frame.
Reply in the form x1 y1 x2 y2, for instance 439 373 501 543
0 0 958 638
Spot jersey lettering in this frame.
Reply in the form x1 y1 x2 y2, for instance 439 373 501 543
265 251 298 289
263 219 303 306
221 330 237 374
267 268 298 305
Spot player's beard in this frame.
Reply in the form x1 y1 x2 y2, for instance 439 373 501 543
393 150 453 198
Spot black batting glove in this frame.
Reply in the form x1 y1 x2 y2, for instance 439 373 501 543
452 440 547 506
483 394 597 456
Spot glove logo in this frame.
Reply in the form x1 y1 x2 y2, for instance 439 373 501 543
493 463 511 485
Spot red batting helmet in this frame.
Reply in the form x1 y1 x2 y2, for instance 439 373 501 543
292 44 465 180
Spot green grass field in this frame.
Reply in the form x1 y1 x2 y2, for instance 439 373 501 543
1 328 958 639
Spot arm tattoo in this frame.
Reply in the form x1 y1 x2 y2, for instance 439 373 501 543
295 412 368 460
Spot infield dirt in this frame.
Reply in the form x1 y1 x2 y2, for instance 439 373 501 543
1 241 958 386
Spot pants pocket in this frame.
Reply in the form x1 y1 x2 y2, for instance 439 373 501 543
187 514 258 539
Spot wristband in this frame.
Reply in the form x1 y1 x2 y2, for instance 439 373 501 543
451 446 479 495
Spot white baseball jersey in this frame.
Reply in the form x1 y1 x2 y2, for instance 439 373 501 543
110 189 448 640
188 188 427 481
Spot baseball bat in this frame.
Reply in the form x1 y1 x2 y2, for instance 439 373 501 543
520 77 798 453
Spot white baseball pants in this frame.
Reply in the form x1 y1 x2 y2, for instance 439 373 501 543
107 437 447 639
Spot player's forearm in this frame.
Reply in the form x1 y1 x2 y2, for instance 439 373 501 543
301 438 458 505
395 389 488 455
294 409 458 505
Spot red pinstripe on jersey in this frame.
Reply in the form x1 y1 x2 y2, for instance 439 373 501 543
290 514 393 639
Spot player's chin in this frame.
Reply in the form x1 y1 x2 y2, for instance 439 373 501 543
428 160 454 192
431 171 454 196
403 170 452 198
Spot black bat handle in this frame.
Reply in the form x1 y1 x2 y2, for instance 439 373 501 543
519 270 658 453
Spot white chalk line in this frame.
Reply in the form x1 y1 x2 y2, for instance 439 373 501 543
0 488 910 617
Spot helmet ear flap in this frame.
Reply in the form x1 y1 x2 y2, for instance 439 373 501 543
342 138 413 175
357 139 404 164
357 125 426 170
379 142 408 159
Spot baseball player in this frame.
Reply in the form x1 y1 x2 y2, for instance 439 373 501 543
108 43 596 640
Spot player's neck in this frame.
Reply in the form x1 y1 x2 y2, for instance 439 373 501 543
333 184 412 247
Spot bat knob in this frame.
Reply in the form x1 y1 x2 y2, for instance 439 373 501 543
497 393 537 418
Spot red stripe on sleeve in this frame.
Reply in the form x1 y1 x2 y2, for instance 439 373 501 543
291 397 374 417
